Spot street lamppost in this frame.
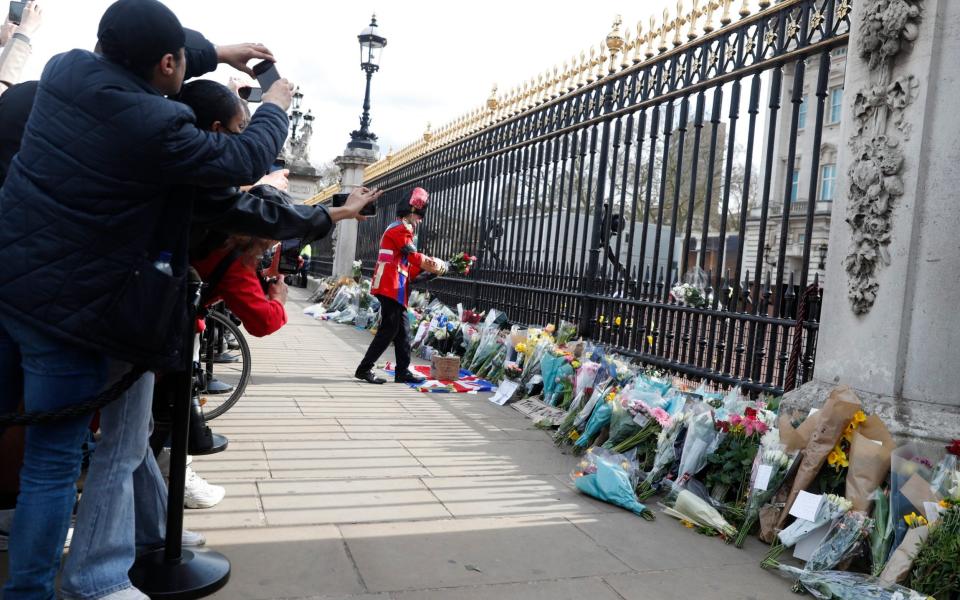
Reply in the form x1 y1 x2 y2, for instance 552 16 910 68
290 87 304 139
817 243 828 271
349 14 387 150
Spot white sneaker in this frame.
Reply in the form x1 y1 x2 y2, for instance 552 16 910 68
183 467 225 509
182 528 207 547
97 586 150 599
156 448 192 479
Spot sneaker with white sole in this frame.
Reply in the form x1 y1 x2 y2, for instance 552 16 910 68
182 528 206 547
97 586 150 599
183 466 225 509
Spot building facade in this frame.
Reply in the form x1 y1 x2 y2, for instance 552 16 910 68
741 47 847 283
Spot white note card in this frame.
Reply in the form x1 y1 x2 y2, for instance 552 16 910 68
789 491 823 522
754 465 774 490
489 380 519 406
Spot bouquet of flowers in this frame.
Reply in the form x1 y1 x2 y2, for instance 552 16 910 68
447 252 476 275
733 440 796 547
573 395 614 453
805 510 874 572
636 416 686 500
670 267 712 308
503 362 523 381
660 479 737 538
906 504 960 598
777 493 854 548
607 388 676 454
676 402 722 482
572 448 654 520
518 329 554 385
705 406 770 504
555 377 613 447
543 350 576 406
352 259 362 279
768 569 933 600
889 443 942 553
555 320 578 345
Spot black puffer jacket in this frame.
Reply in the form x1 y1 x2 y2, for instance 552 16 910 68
0 49 288 369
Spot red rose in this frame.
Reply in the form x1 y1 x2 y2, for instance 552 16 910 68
947 439 960 457
744 406 757 419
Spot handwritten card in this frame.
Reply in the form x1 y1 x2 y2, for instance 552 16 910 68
789 491 823 522
753 465 774 491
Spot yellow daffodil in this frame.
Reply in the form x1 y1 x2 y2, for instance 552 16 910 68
614 316 622 326
569 431 581 441
939 499 952 509
606 391 617 402
647 335 654 347
836 449 849 468
904 513 915 527
681 520 696 529
853 410 867 425
598 315 606 324
515 343 528 354
828 450 840 467
919 515 928 526
572 360 582 369
545 324 557 333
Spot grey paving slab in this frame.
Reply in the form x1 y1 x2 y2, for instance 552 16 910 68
421 475 618 518
391 578 624 600
203 525 364 600
340 515 632 593
603 563 798 600
182 482 265 530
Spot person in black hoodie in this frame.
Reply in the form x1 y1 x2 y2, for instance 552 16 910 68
0 1 376 597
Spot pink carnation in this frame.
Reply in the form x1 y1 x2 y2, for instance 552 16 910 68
649 407 672 428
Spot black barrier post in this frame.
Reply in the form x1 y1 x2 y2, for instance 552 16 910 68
129 281 231 599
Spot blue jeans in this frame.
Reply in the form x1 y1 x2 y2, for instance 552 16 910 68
61 368 165 600
0 314 108 600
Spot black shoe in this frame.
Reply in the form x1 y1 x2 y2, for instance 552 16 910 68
355 369 386 384
395 372 426 384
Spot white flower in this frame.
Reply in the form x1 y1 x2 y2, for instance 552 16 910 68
761 428 781 448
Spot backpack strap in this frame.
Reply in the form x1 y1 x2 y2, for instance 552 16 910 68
200 250 241 307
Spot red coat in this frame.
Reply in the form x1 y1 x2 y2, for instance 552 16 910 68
193 249 287 337
371 220 424 306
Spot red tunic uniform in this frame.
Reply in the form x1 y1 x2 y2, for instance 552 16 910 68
192 249 287 337
371 220 424 307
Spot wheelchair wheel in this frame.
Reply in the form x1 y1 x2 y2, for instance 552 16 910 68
199 309 251 420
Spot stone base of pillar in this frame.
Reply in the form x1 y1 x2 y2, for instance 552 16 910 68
780 380 957 443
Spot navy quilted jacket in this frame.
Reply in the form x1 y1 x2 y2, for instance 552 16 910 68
0 49 288 369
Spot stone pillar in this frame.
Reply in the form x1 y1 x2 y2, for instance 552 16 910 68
331 143 379 277
784 0 959 441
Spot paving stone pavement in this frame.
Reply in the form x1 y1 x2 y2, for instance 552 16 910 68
0 288 799 599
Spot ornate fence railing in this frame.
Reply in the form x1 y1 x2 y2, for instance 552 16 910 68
350 0 850 394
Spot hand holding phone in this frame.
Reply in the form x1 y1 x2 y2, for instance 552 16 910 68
253 60 281 93
238 86 263 103
261 78 294 111
8 1 25 25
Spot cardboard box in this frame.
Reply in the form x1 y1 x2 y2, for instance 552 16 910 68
431 355 461 381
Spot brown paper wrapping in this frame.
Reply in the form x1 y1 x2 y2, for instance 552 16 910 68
845 416 896 512
776 386 862 529
879 525 929 584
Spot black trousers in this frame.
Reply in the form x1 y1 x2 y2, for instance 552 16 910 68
358 295 411 374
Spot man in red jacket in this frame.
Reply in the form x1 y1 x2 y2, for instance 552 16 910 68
355 188 447 384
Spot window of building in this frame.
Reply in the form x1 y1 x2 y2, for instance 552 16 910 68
831 47 847 58
797 96 807 130
820 164 836 201
829 88 843 124
798 233 806 245
791 169 801 203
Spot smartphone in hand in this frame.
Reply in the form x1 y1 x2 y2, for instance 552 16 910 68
8 1 26 24
252 61 281 94
238 86 263 103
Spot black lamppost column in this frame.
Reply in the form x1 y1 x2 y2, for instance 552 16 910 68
349 14 387 150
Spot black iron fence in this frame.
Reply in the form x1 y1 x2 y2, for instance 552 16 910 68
355 0 849 394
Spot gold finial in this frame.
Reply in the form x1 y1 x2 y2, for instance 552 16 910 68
673 2 685 47
703 0 718 32
423 122 433 143
552 64 561 97
620 29 633 69
739 0 751 18
567 57 578 91
688 0 702 40
606 15 625 72
758 0 771 8
487 84 499 111
658 10 670 53
720 0 733 25
633 22 644 63
586 46 598 83
646 16 657 58
596 44 609 80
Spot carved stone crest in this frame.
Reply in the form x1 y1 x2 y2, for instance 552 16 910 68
844 0 921 315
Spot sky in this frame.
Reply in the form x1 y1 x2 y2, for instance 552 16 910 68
18 0 681 166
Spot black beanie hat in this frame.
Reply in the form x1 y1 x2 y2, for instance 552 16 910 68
97 0 185 71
